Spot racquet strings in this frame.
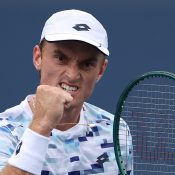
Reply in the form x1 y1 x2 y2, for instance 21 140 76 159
120 76 175 174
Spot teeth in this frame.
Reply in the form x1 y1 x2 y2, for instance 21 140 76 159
61 83 78 92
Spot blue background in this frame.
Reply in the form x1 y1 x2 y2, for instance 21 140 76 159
0 0 175 113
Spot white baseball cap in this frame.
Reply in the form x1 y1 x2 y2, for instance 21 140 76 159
40 9 109 56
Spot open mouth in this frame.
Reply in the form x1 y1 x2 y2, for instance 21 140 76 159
60 83 78 93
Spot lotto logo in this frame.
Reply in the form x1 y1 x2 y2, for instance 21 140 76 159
73 24 91 31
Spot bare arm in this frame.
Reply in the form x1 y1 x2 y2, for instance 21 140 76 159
0 164 32 175
0 85 73 175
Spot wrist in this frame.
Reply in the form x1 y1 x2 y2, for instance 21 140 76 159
29 117 54 137
8 128 50 175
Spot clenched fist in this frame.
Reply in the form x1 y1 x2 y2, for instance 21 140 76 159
29 85 73 136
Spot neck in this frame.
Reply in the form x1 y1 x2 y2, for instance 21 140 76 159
56 105 82 131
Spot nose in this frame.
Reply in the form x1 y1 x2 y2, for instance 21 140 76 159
65 62 81 81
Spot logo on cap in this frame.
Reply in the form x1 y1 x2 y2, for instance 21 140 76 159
73 24 91 31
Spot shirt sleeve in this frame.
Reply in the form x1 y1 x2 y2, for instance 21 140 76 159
0 125 18 170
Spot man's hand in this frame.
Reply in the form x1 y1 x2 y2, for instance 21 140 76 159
29 85 73 136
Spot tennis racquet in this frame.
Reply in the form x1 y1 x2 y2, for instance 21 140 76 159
113 71 175 175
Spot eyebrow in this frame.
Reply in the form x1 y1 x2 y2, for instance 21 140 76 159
52 48 99 62
83 57 98 62
53 49 67 56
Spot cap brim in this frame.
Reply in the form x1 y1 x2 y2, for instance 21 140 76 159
44 34 109 56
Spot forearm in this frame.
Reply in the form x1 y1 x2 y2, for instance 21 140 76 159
5 128 50 175
0 164 32 175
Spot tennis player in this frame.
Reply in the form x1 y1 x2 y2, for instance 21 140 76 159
0 9 133 175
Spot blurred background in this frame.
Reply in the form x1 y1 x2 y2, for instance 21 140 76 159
0 0 175 113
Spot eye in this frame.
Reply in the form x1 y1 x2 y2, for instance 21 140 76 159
54 53 68 64
81 60 96 70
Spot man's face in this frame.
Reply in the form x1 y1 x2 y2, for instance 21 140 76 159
33 40 108 109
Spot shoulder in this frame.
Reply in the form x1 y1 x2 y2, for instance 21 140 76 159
84 102 129 128
0 96 32 128
0 96 33 143
83 102 114 122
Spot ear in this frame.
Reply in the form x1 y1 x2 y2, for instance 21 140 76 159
96 59 108 83
33 45 42 71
